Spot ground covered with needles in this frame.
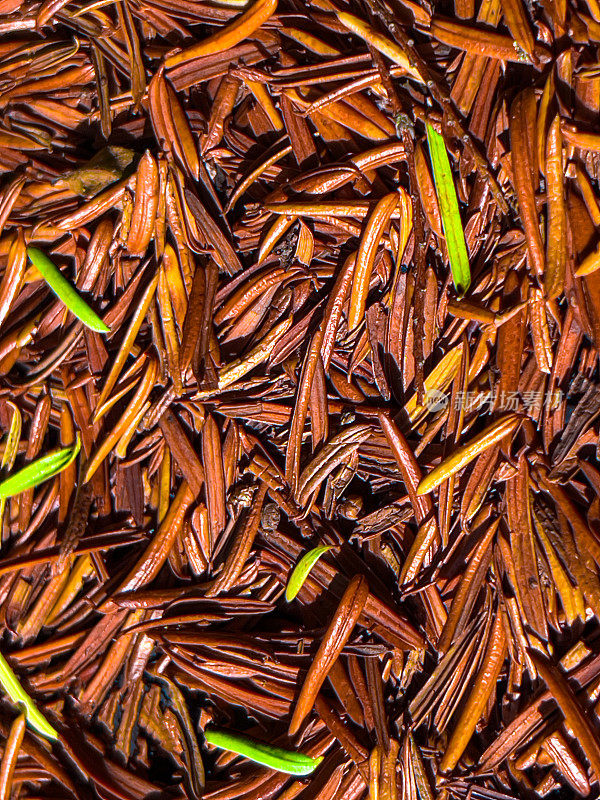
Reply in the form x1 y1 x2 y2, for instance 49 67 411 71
1 0 600 798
